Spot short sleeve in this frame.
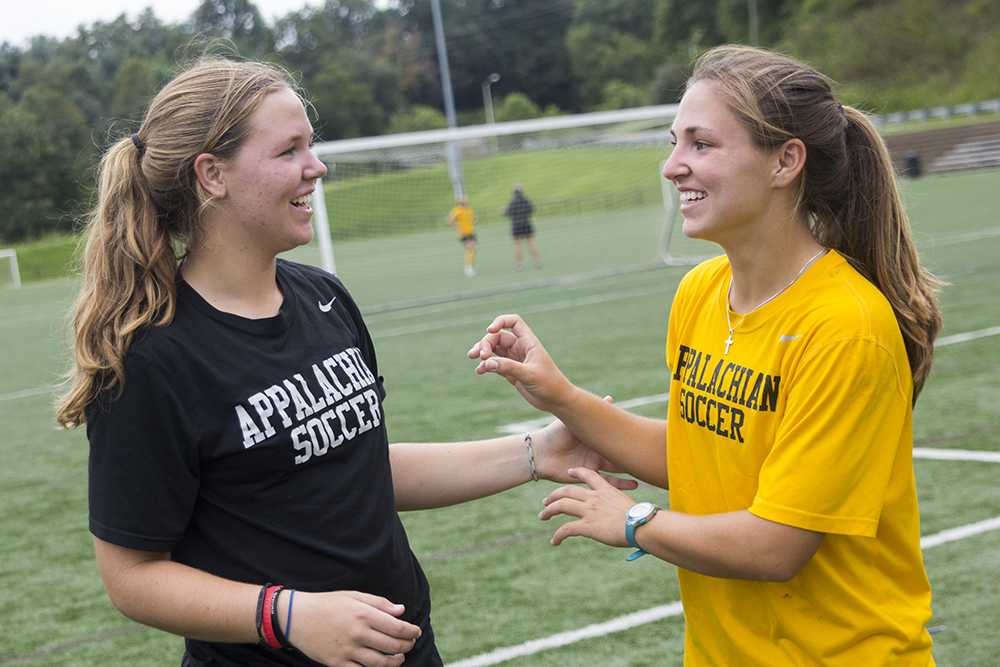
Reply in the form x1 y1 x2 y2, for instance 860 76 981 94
330 276 385 402
86 353 200 552
749 338 908 537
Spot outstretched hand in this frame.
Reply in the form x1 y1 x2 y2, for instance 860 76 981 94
539 468 637 548
467 314 573 413
290 591 421 667
532 399 637 492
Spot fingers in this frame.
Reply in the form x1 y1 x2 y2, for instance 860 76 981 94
342 592 422 641
550 520 585 546
601 473 640 490
345 592 408 618
362 627 419 656
538 496 586 522
486 313 535 338
567 466 609 488
353 648 406 667
542 484 591 507
367 607 422 642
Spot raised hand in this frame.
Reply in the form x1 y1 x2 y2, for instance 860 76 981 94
467 314 573 413
532 400 637 491
289 591 421 667
538 468 636 548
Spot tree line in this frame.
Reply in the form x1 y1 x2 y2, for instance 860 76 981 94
0 0 996 243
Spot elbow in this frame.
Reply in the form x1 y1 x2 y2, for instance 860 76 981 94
753 552 812 582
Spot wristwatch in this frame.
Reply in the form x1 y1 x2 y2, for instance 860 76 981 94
625 502 660 561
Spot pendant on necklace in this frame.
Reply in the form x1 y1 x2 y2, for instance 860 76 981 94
724 332 734 355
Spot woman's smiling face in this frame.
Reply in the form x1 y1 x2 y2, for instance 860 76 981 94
216 87 328 255
662 80 778 245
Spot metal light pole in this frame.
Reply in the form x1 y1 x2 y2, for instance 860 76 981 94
481 72 500 153
430 0 464 199
482 73 500 125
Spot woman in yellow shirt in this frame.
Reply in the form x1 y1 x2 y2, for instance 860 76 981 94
468 45 942 666
448 196 477 276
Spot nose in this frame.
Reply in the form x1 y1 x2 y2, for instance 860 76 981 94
661 146 687 183
307 152 328 180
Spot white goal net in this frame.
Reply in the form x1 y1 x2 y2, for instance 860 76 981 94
285 105 716 311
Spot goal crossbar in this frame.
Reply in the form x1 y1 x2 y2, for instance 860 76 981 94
312 104 679 157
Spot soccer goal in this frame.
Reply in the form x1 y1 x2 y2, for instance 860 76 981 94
293 104 713 311
0 249 21 289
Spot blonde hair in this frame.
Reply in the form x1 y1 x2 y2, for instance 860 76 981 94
689 45 942 402
57 58 297 427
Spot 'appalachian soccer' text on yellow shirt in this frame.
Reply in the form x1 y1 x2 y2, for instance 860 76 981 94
450 205 475 237
666 251 934 666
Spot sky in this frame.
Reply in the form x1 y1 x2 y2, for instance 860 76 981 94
0 0 327 48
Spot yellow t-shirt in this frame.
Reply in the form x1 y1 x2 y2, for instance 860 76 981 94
665 251 934 666
449 205 475 237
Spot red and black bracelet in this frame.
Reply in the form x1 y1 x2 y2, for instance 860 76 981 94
256 584 291 650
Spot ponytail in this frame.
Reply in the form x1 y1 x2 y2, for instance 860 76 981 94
819 108 942 401
56 58 297 428
56 137 178 428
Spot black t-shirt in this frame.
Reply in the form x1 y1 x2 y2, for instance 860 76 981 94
87 260 438 665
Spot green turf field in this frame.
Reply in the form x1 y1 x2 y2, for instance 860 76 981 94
1 169 998 666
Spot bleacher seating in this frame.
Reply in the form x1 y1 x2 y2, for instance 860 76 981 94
883 121 1000 175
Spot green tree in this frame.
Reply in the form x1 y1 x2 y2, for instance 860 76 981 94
0 104 59 242
111 57 157 121
387 105 447 134
190 0 275 58
565 0 658 108
598 80 647 111
495 92 541 122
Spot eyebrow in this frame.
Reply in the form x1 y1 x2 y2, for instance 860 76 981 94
669 126 714 139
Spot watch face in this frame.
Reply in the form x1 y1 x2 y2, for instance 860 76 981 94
628 502 655 521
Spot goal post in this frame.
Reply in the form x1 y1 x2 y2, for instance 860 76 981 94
0 248 21 289
297 103 714 310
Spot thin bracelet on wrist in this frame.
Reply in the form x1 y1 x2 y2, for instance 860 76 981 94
524 433 539 482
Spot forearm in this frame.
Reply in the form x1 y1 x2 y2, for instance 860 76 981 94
634 510 820 581
97 549 259 642
391 435 535 511
555 387 668 488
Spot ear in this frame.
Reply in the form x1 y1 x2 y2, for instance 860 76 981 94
772 138 806 188
193 153 226 199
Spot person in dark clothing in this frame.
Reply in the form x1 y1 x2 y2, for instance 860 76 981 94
56 58 635 667
503 185 541 270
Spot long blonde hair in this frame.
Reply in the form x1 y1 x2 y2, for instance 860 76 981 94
690 45 942 402
57 58 296 427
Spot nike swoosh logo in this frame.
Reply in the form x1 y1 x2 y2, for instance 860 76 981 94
779 334 799 342
318 297 336 312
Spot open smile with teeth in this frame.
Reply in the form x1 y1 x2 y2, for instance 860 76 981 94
680 191 707 203
291 194 312 209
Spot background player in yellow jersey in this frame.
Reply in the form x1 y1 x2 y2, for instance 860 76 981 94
447 196 477 276
468 45 942 666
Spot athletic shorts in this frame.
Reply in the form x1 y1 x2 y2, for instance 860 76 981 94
460 234 477 243
511 221 534 238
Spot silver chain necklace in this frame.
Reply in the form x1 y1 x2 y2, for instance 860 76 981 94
724 248 828 355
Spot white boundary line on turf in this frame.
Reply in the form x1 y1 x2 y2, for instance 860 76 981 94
3 314 998 406
448 603 685 667
493 324 1000 434
448 514 1000 667
935 325 1000 347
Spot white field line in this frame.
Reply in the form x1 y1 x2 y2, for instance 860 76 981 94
448 603 685 667
497 393 669 434
6 324 994 406
935 326 1000 347
925 227 1000 247
448 514 1000 667
370 283 672 339
491 325 1000 433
